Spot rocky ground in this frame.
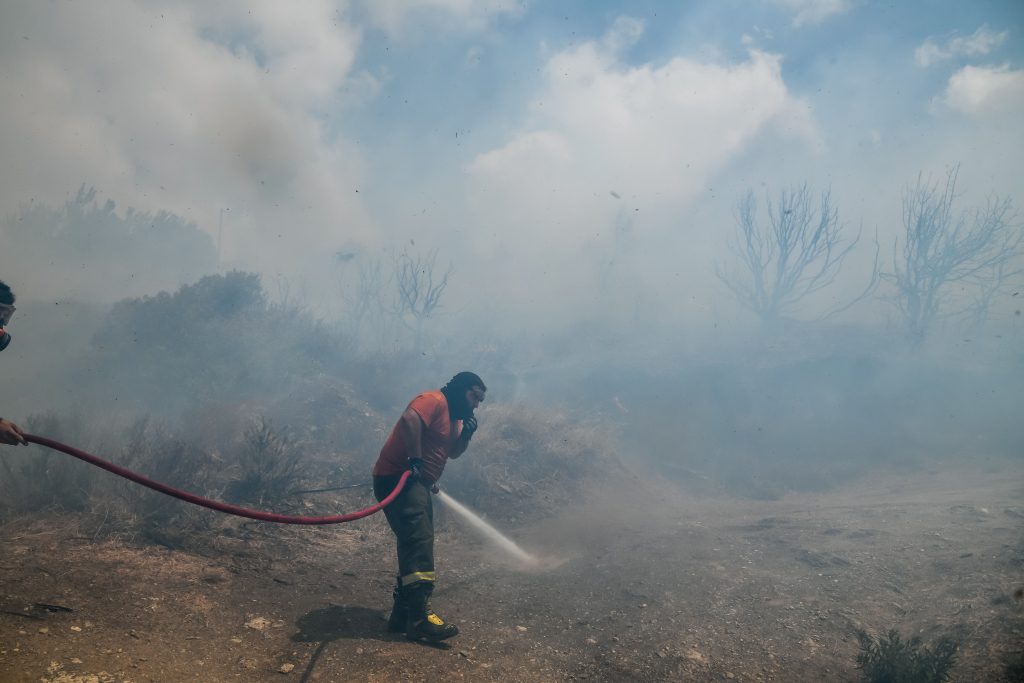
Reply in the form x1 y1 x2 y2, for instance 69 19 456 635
1 459 1022 682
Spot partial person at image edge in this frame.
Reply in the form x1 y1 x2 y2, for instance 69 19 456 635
0 279 27 446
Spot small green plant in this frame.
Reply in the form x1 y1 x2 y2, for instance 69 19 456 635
856 629 957 683
1003 650 1024 682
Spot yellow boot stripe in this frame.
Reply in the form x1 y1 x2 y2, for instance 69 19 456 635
401 571 436 585
427 613 444 625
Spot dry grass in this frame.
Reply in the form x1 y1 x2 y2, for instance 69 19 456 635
1 401 626 552
442 403 625 522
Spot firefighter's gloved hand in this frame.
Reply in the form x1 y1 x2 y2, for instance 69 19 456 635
460 416 478 441
408 458 425 480
431 483 440 495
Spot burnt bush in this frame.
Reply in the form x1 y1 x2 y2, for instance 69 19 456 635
222 417 307 507
109 417 221 545
261 377 387 471
0 410 331 549
856 629 958 683
0 412 96 514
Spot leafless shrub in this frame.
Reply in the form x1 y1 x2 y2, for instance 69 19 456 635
717 184 877 328
340 254 390 346
393 248 451 348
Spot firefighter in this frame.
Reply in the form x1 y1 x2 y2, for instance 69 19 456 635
0 280 26 446
372 371 485 642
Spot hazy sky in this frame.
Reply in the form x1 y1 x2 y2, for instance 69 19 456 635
2 0 1022 331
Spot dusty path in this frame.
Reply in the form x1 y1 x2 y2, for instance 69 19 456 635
1 461 1021 682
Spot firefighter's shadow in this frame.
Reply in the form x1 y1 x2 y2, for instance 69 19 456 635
291 605 449 681
292 605 387 644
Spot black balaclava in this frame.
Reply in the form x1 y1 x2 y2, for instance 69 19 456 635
440 371 486 421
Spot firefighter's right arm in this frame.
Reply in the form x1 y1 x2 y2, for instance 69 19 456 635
0 417 26 445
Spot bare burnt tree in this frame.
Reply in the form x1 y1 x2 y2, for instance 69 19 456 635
268 274 310 323
394 248 451 348
963 259 1012 332
717 184 875 328
885 165 1021 345
340 254 389 346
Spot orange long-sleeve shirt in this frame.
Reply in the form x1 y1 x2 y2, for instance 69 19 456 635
372 390 464 484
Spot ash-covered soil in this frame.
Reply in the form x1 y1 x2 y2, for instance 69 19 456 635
1 461 1022 682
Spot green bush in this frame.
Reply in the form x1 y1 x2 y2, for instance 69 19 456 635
83 271 357 413
1004 650 1024 682
856 629 958 683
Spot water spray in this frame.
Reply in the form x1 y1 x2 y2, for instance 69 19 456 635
436 490 538 566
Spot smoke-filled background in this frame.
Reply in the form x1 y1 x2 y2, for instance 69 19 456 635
1 0 1022 500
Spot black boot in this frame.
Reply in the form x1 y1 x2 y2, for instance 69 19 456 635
386 576 407 633
403 582 459 642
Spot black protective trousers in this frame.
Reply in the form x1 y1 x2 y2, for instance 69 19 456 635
373 474 435 586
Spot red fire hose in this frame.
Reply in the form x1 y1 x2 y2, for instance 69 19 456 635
23 433 409 525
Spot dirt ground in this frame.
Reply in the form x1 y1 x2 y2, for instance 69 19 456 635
1 459 1022 682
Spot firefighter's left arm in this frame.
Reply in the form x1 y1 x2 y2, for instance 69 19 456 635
448 417 476 459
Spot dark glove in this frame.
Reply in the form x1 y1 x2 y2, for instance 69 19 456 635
408 458 425 480
460 416 478 441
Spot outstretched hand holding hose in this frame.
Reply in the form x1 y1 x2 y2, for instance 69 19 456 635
0 418 26 445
